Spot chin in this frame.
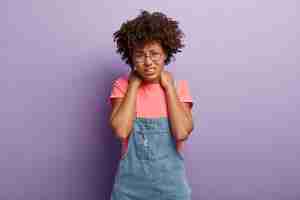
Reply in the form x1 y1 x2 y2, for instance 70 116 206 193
143 75 159 82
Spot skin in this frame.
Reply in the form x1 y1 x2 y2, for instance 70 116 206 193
109 41 194 146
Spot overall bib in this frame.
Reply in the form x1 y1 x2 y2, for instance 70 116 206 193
110 117 192 200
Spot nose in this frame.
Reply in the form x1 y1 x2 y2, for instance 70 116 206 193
144 55 152 65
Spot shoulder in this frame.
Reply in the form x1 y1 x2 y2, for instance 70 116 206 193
113 72 129 85
175 79 191 91
112 72 130 90
175 79 193 107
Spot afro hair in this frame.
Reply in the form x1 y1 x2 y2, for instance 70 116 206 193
113 10 185 69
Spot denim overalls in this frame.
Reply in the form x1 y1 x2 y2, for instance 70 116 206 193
110 117 192 199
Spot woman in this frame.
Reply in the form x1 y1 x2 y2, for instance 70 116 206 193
109 10 194 199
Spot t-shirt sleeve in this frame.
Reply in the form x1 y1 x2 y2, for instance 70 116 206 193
177 80 194 109
107 76 129 106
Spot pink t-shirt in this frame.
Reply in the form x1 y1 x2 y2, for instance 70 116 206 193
108 72 193 115
108 72 194 153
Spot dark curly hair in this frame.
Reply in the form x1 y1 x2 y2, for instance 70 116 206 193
113 10 185 69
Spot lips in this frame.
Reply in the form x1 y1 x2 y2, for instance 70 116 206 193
144 68 156 75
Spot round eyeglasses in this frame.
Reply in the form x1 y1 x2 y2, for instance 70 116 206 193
133 51 163 63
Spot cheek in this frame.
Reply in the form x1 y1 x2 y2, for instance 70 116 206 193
158 63 165 71
135 65 143 72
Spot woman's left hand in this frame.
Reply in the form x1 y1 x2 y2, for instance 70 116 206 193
159 70 175 89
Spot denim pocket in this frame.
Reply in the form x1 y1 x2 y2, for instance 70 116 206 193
134 130 173 161
134 131 149 160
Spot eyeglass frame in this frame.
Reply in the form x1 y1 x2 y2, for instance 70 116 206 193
132 50 165 63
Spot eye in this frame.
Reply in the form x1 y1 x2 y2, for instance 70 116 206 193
152 52 159 55
135 53 143 57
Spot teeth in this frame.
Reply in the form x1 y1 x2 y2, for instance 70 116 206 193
145 68 155 73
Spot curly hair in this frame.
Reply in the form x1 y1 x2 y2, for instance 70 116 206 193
113 10 185 69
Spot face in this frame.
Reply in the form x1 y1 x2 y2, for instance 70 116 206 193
132 41 167 83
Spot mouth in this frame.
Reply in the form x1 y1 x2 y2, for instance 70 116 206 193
144 68 156 75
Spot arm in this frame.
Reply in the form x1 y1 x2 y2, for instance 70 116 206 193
109 72 141 141
164 84 194 141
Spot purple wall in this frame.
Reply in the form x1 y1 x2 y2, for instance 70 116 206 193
1 1 299 199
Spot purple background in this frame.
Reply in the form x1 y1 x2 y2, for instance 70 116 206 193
1 1 299 199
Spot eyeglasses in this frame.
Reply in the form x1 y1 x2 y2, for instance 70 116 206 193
133 51 163 63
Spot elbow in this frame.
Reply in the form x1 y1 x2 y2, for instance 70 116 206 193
109 118 132 141
113 128 130 141
188 122 194 134
174 129 190 142
175 133 189 142
174 124 193 142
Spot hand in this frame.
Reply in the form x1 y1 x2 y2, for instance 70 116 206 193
128 69 143 87
159 70 175 89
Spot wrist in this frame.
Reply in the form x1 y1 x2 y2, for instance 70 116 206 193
129 81 141 90
164 82 175 92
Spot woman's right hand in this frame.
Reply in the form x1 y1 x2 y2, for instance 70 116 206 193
128 70 143 87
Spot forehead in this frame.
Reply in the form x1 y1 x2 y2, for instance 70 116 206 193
134 41 163 52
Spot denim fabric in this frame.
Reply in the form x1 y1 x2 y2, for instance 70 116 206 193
111 117 192 200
